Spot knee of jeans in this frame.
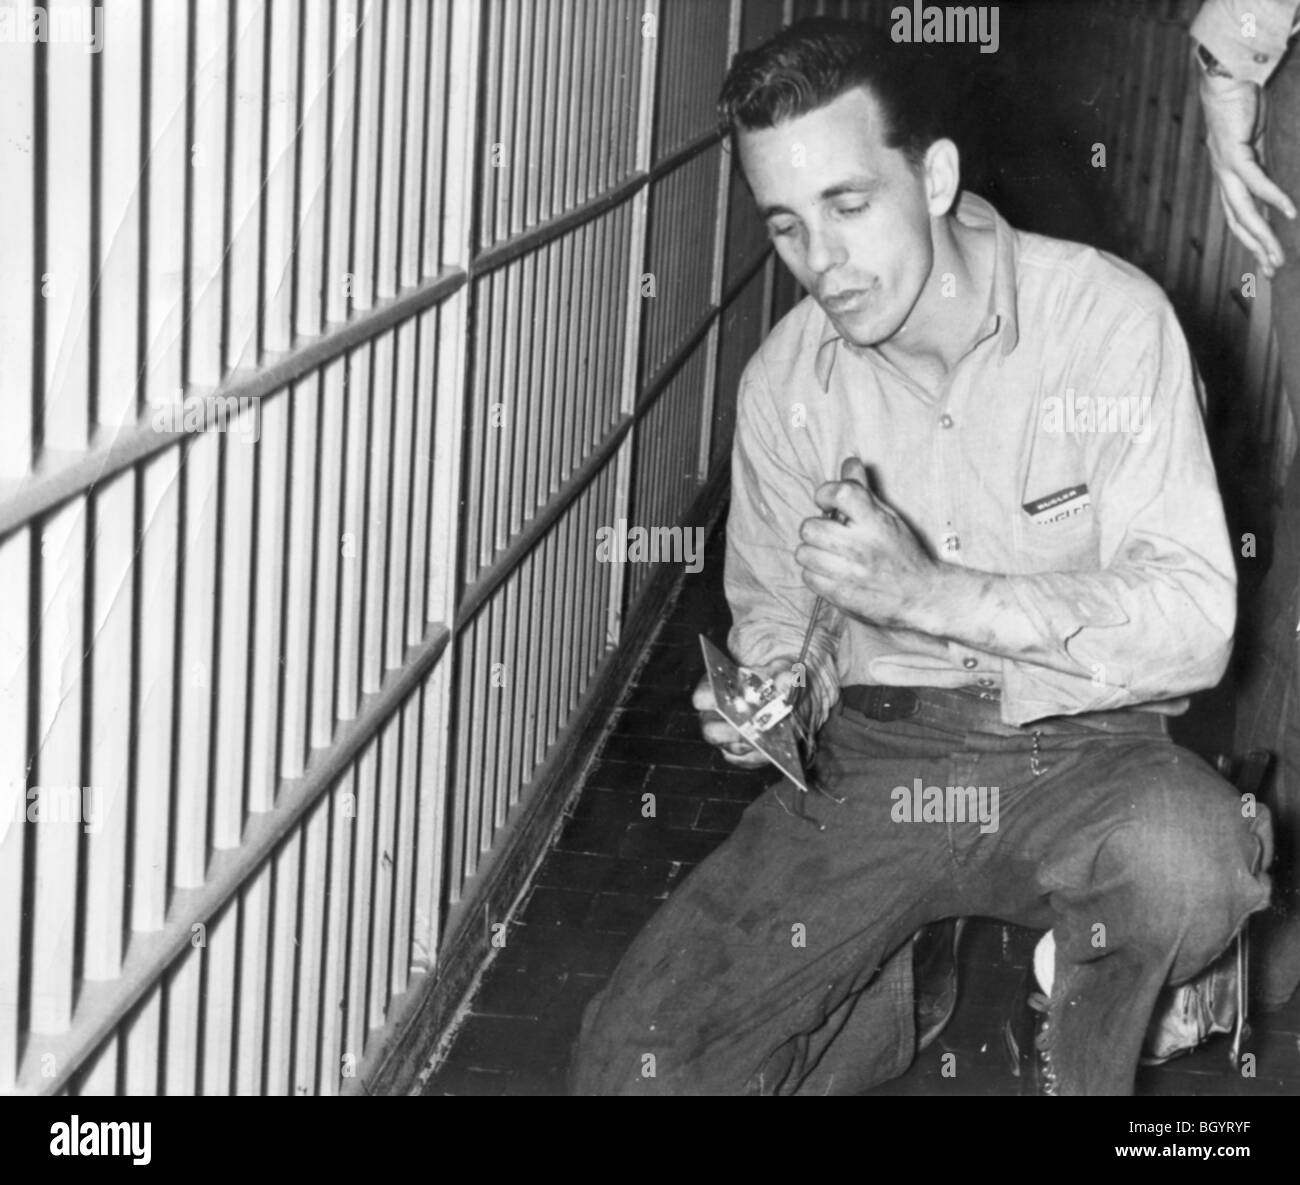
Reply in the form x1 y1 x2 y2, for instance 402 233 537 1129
1099 790 1272 963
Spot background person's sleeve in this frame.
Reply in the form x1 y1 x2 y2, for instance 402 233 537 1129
1190 0 1300 85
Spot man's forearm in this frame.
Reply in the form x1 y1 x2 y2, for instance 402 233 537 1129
909 563 1059 665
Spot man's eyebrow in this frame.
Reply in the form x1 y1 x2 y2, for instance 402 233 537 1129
758 177 883 220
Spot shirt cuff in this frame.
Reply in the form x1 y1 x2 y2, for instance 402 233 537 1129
1190 1 1296 85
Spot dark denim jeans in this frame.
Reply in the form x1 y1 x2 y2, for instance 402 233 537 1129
1233 43 1300 1010
570 689 1272 1095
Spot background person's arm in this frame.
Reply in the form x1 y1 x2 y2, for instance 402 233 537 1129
1189 0 1299 275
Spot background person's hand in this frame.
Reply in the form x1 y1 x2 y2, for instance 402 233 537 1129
1200 70 1297 279
693 657 803 767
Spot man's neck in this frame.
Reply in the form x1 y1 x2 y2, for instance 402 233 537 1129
875 212 995 390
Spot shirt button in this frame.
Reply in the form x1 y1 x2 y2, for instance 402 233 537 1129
977 676 995 687
1253 52 1270 62
942 533 960 554
938 413 954 429
963 657 978 669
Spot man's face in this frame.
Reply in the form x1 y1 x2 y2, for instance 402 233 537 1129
737 87 935 348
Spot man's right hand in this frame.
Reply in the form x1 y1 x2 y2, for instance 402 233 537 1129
1200 69 1297 278
692 657 804 768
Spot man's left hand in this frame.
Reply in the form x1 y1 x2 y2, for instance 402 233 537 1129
795 456 940 630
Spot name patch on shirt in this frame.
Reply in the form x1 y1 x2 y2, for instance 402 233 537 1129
1023 484 1091 525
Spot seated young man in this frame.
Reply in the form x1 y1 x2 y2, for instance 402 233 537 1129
569 18 1273 1096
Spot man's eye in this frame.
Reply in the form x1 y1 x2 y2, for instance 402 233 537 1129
768 222 797 239
834 202 867 218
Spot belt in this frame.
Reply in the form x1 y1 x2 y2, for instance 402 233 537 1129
839 684 923 721
838 683 1167 736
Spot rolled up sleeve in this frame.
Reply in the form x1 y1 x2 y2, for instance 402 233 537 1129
725 361 843 734
1190 0 1300 85
998 308 1238 724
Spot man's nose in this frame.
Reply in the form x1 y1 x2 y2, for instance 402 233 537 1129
805 223 847 276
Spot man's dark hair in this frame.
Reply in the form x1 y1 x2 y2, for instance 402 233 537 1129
717 17 951 169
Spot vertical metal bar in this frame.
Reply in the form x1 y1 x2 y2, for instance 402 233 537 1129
281 376 319 779
326 0 360 325
337 346 371 720
402 0 430 290
265 831 302 1093
317 771 356 1093
247 391 288 810
344 743 378 1060
144 0 188 408
190 0 230 388
413 669 449 967
423 0 452 276
297 0 330 336
607 0 659 643
174 432 218 887
352 0 384 312
385 320 417 669
511 0 534 236
233 865 271 1093
200 906 238 1095
226 0 267 371
263 0 300 353
133 453 179 932
389 695 419 993
498 262 521 543
0 531 29 1088
162 944 201 1095
537 533 557 756
552 0 575 218
96 0 144 431
405 313 437 647
292 795 329 1094
0 0 36 476
84 476 132 984
510 554 535 809
122 989 162 1094
43 0 93 453
361 331 394 693
527 0 551 229
376 0 407 301
368 721 400 1027
311 359 345 749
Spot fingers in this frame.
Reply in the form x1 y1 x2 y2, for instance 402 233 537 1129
1218 171 1287 275
813 475 876 522
691 674 717 713
1240 161 1298 223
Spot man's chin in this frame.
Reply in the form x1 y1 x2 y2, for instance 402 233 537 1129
832 310 895 350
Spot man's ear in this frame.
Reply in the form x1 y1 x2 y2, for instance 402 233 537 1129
922 139 961 218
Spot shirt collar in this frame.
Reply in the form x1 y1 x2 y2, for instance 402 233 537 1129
812 191 1021 391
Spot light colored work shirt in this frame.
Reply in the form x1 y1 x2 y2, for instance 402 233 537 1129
725 193 1237 729
1191 0 1300 84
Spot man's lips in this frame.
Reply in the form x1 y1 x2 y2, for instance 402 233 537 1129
820 287 872 314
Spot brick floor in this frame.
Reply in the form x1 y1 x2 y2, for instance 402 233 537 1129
420 523 1300 1097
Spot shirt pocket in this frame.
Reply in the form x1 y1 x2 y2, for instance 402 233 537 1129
1012 501 1099 573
